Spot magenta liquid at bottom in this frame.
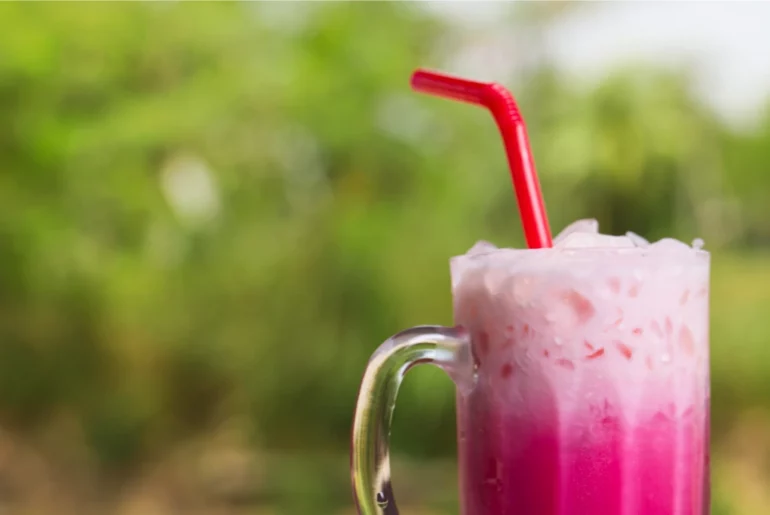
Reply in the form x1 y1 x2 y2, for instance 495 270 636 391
451 231 710 515
457 388 708 515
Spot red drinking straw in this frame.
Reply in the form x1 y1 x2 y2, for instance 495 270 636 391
410 69 553 249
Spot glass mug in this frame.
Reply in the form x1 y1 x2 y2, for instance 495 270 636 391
351 243 710 514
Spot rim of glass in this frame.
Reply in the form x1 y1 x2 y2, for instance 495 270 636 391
451 245 710 262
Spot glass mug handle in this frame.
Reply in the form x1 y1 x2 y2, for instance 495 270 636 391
351 325 475 514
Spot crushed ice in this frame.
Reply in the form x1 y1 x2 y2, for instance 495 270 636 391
556 231 636 249
466 240 498 255
554 219 634 249
552 218 599 246
458 219 704 259
553 219 703 252
649 238 692 252
625 231 649 247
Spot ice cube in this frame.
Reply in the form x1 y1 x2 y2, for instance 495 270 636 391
512 275 537 307
451 241 498 289
625 231 650 247
450 256 482 290
466 240 498 256
555 232 635 249
553 218 599 246
649 237 692 252
450 257 469 289
483 265 512 296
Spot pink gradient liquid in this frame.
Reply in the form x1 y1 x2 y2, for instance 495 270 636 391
457 388 709 515
451 233 710 514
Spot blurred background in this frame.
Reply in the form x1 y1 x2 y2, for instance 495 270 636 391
0 2 769 514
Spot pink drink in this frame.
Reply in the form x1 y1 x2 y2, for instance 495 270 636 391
451 222 710 515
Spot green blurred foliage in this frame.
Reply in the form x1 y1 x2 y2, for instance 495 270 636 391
0 2 768 513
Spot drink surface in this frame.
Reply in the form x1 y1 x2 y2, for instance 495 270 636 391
451 220 710 515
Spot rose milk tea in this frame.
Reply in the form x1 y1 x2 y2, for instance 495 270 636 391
451 221 709 515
